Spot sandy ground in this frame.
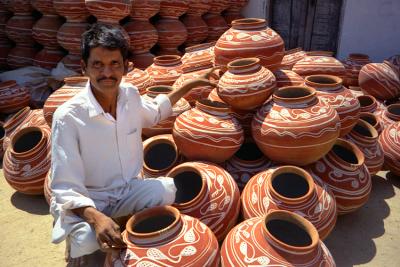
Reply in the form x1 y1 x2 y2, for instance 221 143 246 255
0 168 399 267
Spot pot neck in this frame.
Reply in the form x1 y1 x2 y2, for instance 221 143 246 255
347 119 378 145
326 138 364 171
9 126 49 160
227 58 262 75
304 75 343 92
384 104 400 122
146 86 173 98
232 18 267 30
154 55 182 67
273 86 318 108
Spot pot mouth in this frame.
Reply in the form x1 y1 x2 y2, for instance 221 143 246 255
386 104 400 119
263 210 318 252
196 98 230 113
273 86 316 101
232 18 267 29
234 141 264 162
360 112 378 127
0 80 17 89
3 107 31 129
11 126 44 154
184 41 215 53
357 95 375 108
305 75 342 86
331 138 364 166
269 166 314 202
227 58 261 73
154 55 182 66
352 119 377 138
146 85 173 96
143 136 178 172
168 165 206 207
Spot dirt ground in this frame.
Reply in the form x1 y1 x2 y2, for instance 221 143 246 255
0 168 399 267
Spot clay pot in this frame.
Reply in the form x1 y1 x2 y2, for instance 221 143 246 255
0 80 30 114
31 0 57 15
9 0 33 14
344 119 384 175
379 122 400 176
221 210 336 267
142 86 191 137
293 56 346 79
167 161 240 241
225 140 274 191
130 0 160 20
357 95 379 113
280 47 307 70
145 55 183 86
123 68 153 95
173 68 219 105
223 0 248 25
33 48 65 70
252 86 340 166
386 54 400 75
378 104 400 130
7 46 39 69
43 77 87 127
2 107 30 151
181 42 215 73
44 169 52 205
53 0 89 22
217 58 277 110
104 206 220 267
32 15 64 48
182 14 209 47
307 138 372 215
360 112 383 135
342 53 371 87
85 0 131 24
348 86 364 97
359 62 400 100
142 134 182 177
305 51 334 57
158 0 188 18
273 69 304 88
173 99 244 163
154 17 188 55
203 12 229 43
304 75 360 136
5 14 36 45
3 126 51 195
214 18 285 71
57 21 90 54
241 166 337 240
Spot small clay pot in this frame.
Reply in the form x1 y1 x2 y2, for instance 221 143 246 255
145 55 183 86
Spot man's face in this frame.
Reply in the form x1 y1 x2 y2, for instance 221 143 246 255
81 46 128 93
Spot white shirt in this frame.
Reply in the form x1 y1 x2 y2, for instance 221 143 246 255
50 81 173 243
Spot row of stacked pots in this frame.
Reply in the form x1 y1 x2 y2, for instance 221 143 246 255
0 0 249 71
1 16 400 266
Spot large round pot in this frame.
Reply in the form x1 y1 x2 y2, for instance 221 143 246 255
130 0 160 20
145 55 183 86
173 99 244 163
3 126 51 195
181 42 215 73
142 86 191 137
292 56 346 79
273 69 304 88
379 122 400 176
5 14 36 45
217 58 277 110
123 67 153 95
104 206 220 267
280 47 307 70
167 161 240 241
53 0 89 22
304 75 360 136
252 86 340 166
0 80 30 114
344 119 384 175
57 21 89 54
342 53 371 87
241 166 337 240
85 0 131 24
154 17 188 55
7 46 38 69
307 138 372 215
359 62 400 100
32 14 64 48
214 18 285 71
221 210 336 267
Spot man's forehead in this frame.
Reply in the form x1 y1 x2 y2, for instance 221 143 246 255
88 46 123 61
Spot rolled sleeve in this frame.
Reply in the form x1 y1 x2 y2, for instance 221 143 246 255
140 94 173 128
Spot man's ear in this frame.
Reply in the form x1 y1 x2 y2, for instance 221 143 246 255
80 59 87 75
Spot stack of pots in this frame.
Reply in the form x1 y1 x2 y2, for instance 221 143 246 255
0 1 12 69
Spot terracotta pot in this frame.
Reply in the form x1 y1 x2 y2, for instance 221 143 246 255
241 166 337 240
344 119 384 175
252 86 340 166
142 134 182 177
293 56 346 79
142 86 191 137
9 0 33 14
33 48 65 70
218 58 276 110
379 122 400 176
208 0 230 14
32 15 64 48
44 169 52 205
273 69 304 88
43 77 87 127
342 53 371 87
357 95 379 113
225 140 273 191
280 47 307 70
5 14 36 45
123 68 153 95
154 17 188 55
307 138 372 215
167 161 240 241
360 112 383 135
2 107 30 151
3 126 51 195
214 18 285 71
130 0 160 20
223 0 249 25
173 99 244 163
378 104 400 129
181 42 215 73
385 54 400 75
182 14 209 46
61 53 82 73
53 0 89 22
104 206 220 267
359 62 400 100
85 0 131 24
0 80 30 114
31 0 57 15
173 68 219 105
57 21 90 54
203 12 229 43
348 86 364 97
221 210 336 267
158 0 188 18
7 46 39 69
304 75 360 136
145 55 183 86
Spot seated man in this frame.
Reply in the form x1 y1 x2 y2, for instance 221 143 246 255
49 23 215 266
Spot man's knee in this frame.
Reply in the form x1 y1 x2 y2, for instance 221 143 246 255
69 222 99 258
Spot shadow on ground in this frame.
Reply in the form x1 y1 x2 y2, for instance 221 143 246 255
324 173 395 267
11 191 50 215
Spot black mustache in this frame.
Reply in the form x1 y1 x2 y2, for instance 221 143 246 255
97 77 117 82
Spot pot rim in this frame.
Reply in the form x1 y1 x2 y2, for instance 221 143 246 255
143 134 178 173
330 138 365 168
10 126 46 156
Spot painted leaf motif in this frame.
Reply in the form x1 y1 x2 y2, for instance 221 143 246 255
236 32 250 39
239 242 248 256
147 248 168 260
180 245 197 256
137 261 160 267
314 203 322 214
251 35 264 42
184 228 196 242
257 256 270 265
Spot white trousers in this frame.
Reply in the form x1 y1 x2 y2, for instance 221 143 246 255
68 177 176 258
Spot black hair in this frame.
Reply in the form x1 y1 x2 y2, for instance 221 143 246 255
81 23 130 64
